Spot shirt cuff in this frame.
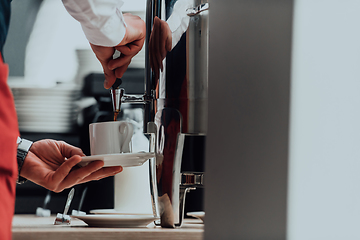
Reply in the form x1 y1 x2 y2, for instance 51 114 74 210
81 8 127 47
62 0 127 47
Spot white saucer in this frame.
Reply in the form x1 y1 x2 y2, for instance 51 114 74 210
89 209 153 215
72 214 158 228
79 152 155 168
187 211 205 221
90 209 128 215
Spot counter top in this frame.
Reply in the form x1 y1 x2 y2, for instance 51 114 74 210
12 214 204 240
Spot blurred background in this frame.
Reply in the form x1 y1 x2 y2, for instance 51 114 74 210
3 0 141 215
5 0 360 239
4 0 203 216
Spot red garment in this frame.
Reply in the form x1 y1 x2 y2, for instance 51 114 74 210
0 54 19 240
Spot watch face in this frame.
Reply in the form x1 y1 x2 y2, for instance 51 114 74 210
17 137 21 145
18 139 33 152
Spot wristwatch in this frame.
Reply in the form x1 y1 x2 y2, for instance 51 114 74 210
16 137 33 184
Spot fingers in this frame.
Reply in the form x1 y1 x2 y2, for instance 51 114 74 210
105 55 131 80
114 63 130 79
102 62 117 89
99 57 117 89
78 166 123 184
91 14 145 89
121 14 146 46
107 48 137 80
115 39 144 56
55 163 123 192
108 53 132 71
52 156 123 191
109 41 143 70
89 15 145 89
50 155 83 188
56 141 85 158
24 138 124 193
53 160 105 192
90 43 117 89
103 13 145 84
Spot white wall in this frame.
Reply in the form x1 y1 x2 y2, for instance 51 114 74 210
288 1 360 239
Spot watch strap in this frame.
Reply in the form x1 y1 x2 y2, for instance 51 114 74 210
17 138 33 184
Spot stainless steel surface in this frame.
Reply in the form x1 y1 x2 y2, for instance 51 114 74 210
110 79 152 114
145 0 209 227
117 0 209 228
110 88 124 113
153 107 185 227
145 0 209 134
146 122 161 220
116 89 153 104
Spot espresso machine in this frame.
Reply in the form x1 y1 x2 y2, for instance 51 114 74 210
111 0 209 227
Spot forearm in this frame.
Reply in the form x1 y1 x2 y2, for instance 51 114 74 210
61 0 127 46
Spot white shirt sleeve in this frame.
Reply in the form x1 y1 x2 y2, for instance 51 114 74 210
62 0 127 47
166 0 193 50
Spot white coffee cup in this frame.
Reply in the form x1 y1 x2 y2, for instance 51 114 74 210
89 120 153 214
89 121 134 155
